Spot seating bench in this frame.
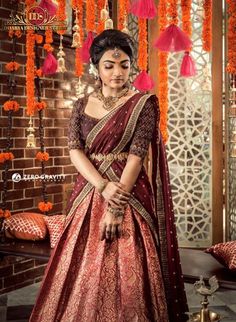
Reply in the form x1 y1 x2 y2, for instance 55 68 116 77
0 241 236 289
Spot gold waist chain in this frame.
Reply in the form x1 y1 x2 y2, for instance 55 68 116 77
89 152 129 162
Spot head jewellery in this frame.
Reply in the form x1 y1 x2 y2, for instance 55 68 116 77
112 47 122 59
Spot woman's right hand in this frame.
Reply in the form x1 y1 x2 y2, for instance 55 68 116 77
101 182 131 208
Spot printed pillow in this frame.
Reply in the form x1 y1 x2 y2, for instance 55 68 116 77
4 212 47 241
205 241 236 271
43 215 66 248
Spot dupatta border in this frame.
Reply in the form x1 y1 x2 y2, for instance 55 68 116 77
67 94 153 219
106 167 159 246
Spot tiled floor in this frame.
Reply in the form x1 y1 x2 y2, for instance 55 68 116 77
0 282 236 321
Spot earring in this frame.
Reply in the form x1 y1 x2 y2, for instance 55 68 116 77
89 59 99 79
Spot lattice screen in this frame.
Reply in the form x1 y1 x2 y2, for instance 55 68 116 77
129 2 212 247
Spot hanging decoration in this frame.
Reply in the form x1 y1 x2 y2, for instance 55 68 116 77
35 39 53 214
154 0 192 52
157 0 169 143
81 31 95 63
26 116 36 148
226 0 236 74
118 0 129 33
71 0 84 77
202 0 212 52
133 18 155 92
97 0 106 33
42 29 58 75
0 8 22 240
38 0 57 17
180 0 196 77
102 0 114 30
130 0 157 19
56 0 67 73
26 29 36 116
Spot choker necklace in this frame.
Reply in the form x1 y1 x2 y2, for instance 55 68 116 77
96 87 129 111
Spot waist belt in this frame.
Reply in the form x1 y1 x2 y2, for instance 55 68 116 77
89 152 129 162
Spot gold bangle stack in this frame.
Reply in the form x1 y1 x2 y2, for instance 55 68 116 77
97 179 109 194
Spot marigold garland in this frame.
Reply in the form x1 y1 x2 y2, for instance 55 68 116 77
36 151 49 162
118 0 129 30
158 0 169 143
34 68 43 77
202 0 212 52
0 209 11 218
3 100 20 112
72 0 84 77
35 34 43 44
0 152 14 163
8 30 22 38
26 29 36 116
181 0 192 36
5 61 20 72
97 0 105 34
86 0 95 31
34 101 47 111
56 0 66 35
168 0 178 25
137 18 148 71
38 201 53 212
226 0 236 74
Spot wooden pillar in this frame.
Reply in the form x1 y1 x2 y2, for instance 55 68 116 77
212 0 223 244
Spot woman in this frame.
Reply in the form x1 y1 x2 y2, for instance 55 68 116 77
30 29 188 322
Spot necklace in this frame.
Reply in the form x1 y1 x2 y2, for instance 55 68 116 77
96 87 129 111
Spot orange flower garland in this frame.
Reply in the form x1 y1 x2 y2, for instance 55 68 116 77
137 18 148 71
5 61 20 72
8 30 22 38
72 0 84 77
3 100 20 112
36 151 50 162
202 0 212 52
158 0 169 143
226 0 236 74
26 29 36 116
34 101 47 111
0 209 11 218
168 0 178 25
181 0 192 36
118 0 129 30
86 0 95 32
38 201 53 212
97 0 106 34
56 0 66 35
0 152 14 163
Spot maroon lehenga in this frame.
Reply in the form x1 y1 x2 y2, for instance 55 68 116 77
29 93 188 322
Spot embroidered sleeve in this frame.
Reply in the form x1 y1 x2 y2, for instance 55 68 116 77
68 99 85 150
129 95 159 160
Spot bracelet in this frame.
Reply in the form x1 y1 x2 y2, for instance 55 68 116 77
97 178 109 194
107 205 124 218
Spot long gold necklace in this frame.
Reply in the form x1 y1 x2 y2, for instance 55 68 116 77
96 87 129 111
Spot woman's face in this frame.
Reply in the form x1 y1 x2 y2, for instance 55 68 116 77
98 49 131 89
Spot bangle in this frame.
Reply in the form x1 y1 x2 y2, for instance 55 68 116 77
97 178 109 194
107 205 124 218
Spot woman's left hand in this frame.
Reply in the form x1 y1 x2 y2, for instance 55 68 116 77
100 209 124 241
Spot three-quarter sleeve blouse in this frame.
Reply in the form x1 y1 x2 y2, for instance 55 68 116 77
129 95 159 160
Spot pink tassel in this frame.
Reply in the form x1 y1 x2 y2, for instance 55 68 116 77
130 0 157 19
154 24 192 52
133 70 155 92
81 32 94 63
38 0 57 17
180 52 197 77
42 52 58 75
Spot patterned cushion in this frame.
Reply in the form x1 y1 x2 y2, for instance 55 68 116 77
206 241 236 271
43 215 66 248
4 212 47 241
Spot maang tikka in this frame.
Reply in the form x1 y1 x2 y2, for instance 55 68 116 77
112 47 121 59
